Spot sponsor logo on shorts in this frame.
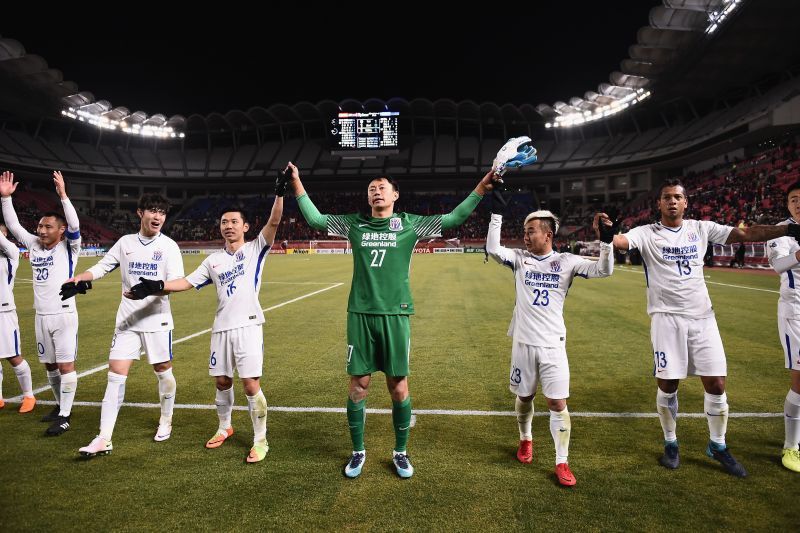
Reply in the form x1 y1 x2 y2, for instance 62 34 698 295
249 315 256 320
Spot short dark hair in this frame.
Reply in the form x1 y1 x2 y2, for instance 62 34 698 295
138 193 170 213
787 180 800 196
219 207 249 224
658 178 686 198
368 176 399 192
40 211 66 227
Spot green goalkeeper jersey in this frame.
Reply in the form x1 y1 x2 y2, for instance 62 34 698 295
297 192 483 315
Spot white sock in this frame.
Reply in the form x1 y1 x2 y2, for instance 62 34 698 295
515 396 533 441
549 408 571 465
215 387 234 431
246 390 268 446
13 360 33 397
47 369 61 404
155 368 176 425
704 392 729 446
785 389 800 450
99 372 127 441
58 371 77 417
656 389 678 442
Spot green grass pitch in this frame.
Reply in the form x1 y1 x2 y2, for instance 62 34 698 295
0 254 795 531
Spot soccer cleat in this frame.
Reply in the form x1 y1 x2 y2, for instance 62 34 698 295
782 448 800 473
0 398 4 409
659 441 680 469
45 415 70 436
79 436 113 457
18 396 36 414
41 405 60 422
246 442 269 463
517 439 533 464
706 442 747 477
392 451 414 479
344 451 366 478
555 462 577 487
154 422 172 442
205 427 234 449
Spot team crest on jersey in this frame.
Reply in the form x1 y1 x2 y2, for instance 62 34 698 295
687 231 698 242
389 217 403 231
152 250 163 261
235 250 245 261
550 261 562 273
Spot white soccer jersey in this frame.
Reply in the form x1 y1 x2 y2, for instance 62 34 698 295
486 213 613 347
88 233 184 332
1 197 81 315
0 231 19 312
624 219 732 317
185 232 270 333
767 218 800 318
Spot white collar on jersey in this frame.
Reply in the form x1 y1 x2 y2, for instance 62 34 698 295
137 232 160 245
656 221 684 233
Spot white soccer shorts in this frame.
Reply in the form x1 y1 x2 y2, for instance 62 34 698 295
0 311 20 359
650 312 727 379
35 312 79 364
508 342 570 399
109 329 173 365
777 316 800 371
209 325 263 379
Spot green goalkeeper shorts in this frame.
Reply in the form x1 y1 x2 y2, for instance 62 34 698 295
346 312 411 377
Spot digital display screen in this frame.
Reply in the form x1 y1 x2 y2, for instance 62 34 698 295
329 111 399 155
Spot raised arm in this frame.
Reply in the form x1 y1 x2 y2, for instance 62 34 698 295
0 171 36 246
54 171 80 237
287 162 328 231
441 170 498 230
261 170 287 245
595 212 629 250
486 213 516 269
0 227 19 259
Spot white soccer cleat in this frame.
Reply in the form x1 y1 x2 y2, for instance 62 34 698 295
154 422 172 442
79 436 113 457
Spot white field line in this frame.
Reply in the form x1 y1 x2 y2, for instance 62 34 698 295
615 266 779 294
3 399 782 418
10 283 344 400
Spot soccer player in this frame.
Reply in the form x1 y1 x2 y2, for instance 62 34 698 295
0 170 80 435
486 204 613 486
126 178 285 463
766 179 800 473
0 223 36 413
604 177 800 477
287 161 499 479
68 194 184 457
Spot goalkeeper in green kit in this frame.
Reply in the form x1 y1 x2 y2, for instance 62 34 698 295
285 161 501 478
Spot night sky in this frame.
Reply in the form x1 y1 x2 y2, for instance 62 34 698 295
5 3 659 117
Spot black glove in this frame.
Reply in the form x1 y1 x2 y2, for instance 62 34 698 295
787 223 800 241
490 187 511 216
275 167 291 197
129 277 165 300
59 280 92 301
597 217 622 244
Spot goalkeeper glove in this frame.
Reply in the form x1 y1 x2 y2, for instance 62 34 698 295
129 277 165 300
275 167 291 197
493 136 538 177
59 280 92 301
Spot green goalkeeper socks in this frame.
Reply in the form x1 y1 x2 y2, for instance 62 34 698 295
347 398 366 451
392 396 412 453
